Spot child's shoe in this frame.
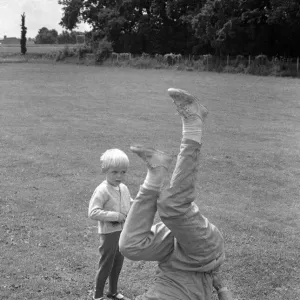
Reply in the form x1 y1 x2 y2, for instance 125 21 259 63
130 145 172 170
106 292 131 300
168 88 208 121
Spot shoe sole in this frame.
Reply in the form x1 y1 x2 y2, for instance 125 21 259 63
130 145 172 169
168 88 208 120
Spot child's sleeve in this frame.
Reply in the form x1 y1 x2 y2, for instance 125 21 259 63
88 186 121 222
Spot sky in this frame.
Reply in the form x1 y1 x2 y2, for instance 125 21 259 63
0 0 91 39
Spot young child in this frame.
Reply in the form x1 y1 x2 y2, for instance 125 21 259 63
89 149 132 300
119 88 233 300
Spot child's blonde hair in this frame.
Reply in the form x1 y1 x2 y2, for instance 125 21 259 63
100 149 129 173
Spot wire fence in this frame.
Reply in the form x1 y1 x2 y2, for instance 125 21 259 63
171 54 299 77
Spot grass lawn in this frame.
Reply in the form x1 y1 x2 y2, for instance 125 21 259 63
0 44 70 54
0 63 299 300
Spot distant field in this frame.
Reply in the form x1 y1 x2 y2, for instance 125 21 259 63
0 44 75 54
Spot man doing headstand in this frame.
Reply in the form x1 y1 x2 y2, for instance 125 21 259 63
119 88 233 300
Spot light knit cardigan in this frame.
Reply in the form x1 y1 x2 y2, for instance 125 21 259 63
88 180 132 234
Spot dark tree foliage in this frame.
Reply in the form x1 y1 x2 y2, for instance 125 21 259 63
58 0 300 56
57 30 84 44
20 13 27 55
58 0 83 30
35 27 59 44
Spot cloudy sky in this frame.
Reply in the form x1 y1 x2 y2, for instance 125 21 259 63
0 0 90 39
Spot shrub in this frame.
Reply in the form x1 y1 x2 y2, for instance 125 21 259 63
191 59 205 71
269 64 281 76
165 54 175 66
255 54 268 65
63 45 76 58
55 50 63 61
235 55 245 67
142 52 150 59
223 65 237 73
43 51 57 60
202 54 213 66
95 39 113 63
54 46 76 61
155 54 164 63
78 45 93 59
245 64 270 76
129 57 156 69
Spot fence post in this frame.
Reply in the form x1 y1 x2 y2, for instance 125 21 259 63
297 57 299 76
248 55 251 66
207 56 209 71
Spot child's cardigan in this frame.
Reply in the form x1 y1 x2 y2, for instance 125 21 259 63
88 180 132 234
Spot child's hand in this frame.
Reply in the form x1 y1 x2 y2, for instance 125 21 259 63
118 213 127 222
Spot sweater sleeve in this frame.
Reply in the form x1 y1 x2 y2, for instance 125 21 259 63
88 185 120 222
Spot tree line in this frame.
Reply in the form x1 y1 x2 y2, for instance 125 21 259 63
34 27 84 44
58 0 300 57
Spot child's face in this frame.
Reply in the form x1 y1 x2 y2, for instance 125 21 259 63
105 166 127 186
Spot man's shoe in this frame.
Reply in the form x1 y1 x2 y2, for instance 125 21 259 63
130 145 172 169
168 88 208 121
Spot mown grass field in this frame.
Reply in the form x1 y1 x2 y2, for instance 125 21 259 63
0 44 73 54
0 63 299 300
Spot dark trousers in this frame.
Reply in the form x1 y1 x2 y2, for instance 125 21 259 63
94 231 124 299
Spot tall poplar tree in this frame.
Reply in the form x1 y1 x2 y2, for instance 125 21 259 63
21 13 27 55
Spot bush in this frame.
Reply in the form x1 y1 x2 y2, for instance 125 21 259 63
165 54 174 66
54 46 76 61
255 54 268 65
63 45 76 58
128 57 156 69
245 64 270 76
190 59 205 71
155 54 164 63
235 55 245 67
78 45 93 59
269 64 281 76
142 52 150 59
95 39 113 63
236 63 246 73
223 65 237 73
55 50 63 61
43 51 57 60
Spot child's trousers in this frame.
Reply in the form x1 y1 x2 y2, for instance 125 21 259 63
94 231 124 299
120 139 224 300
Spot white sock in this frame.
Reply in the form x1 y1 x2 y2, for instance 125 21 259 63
142 166 167 191
182 116 203 144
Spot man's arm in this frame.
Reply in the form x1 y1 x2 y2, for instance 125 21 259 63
212 271 234 300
